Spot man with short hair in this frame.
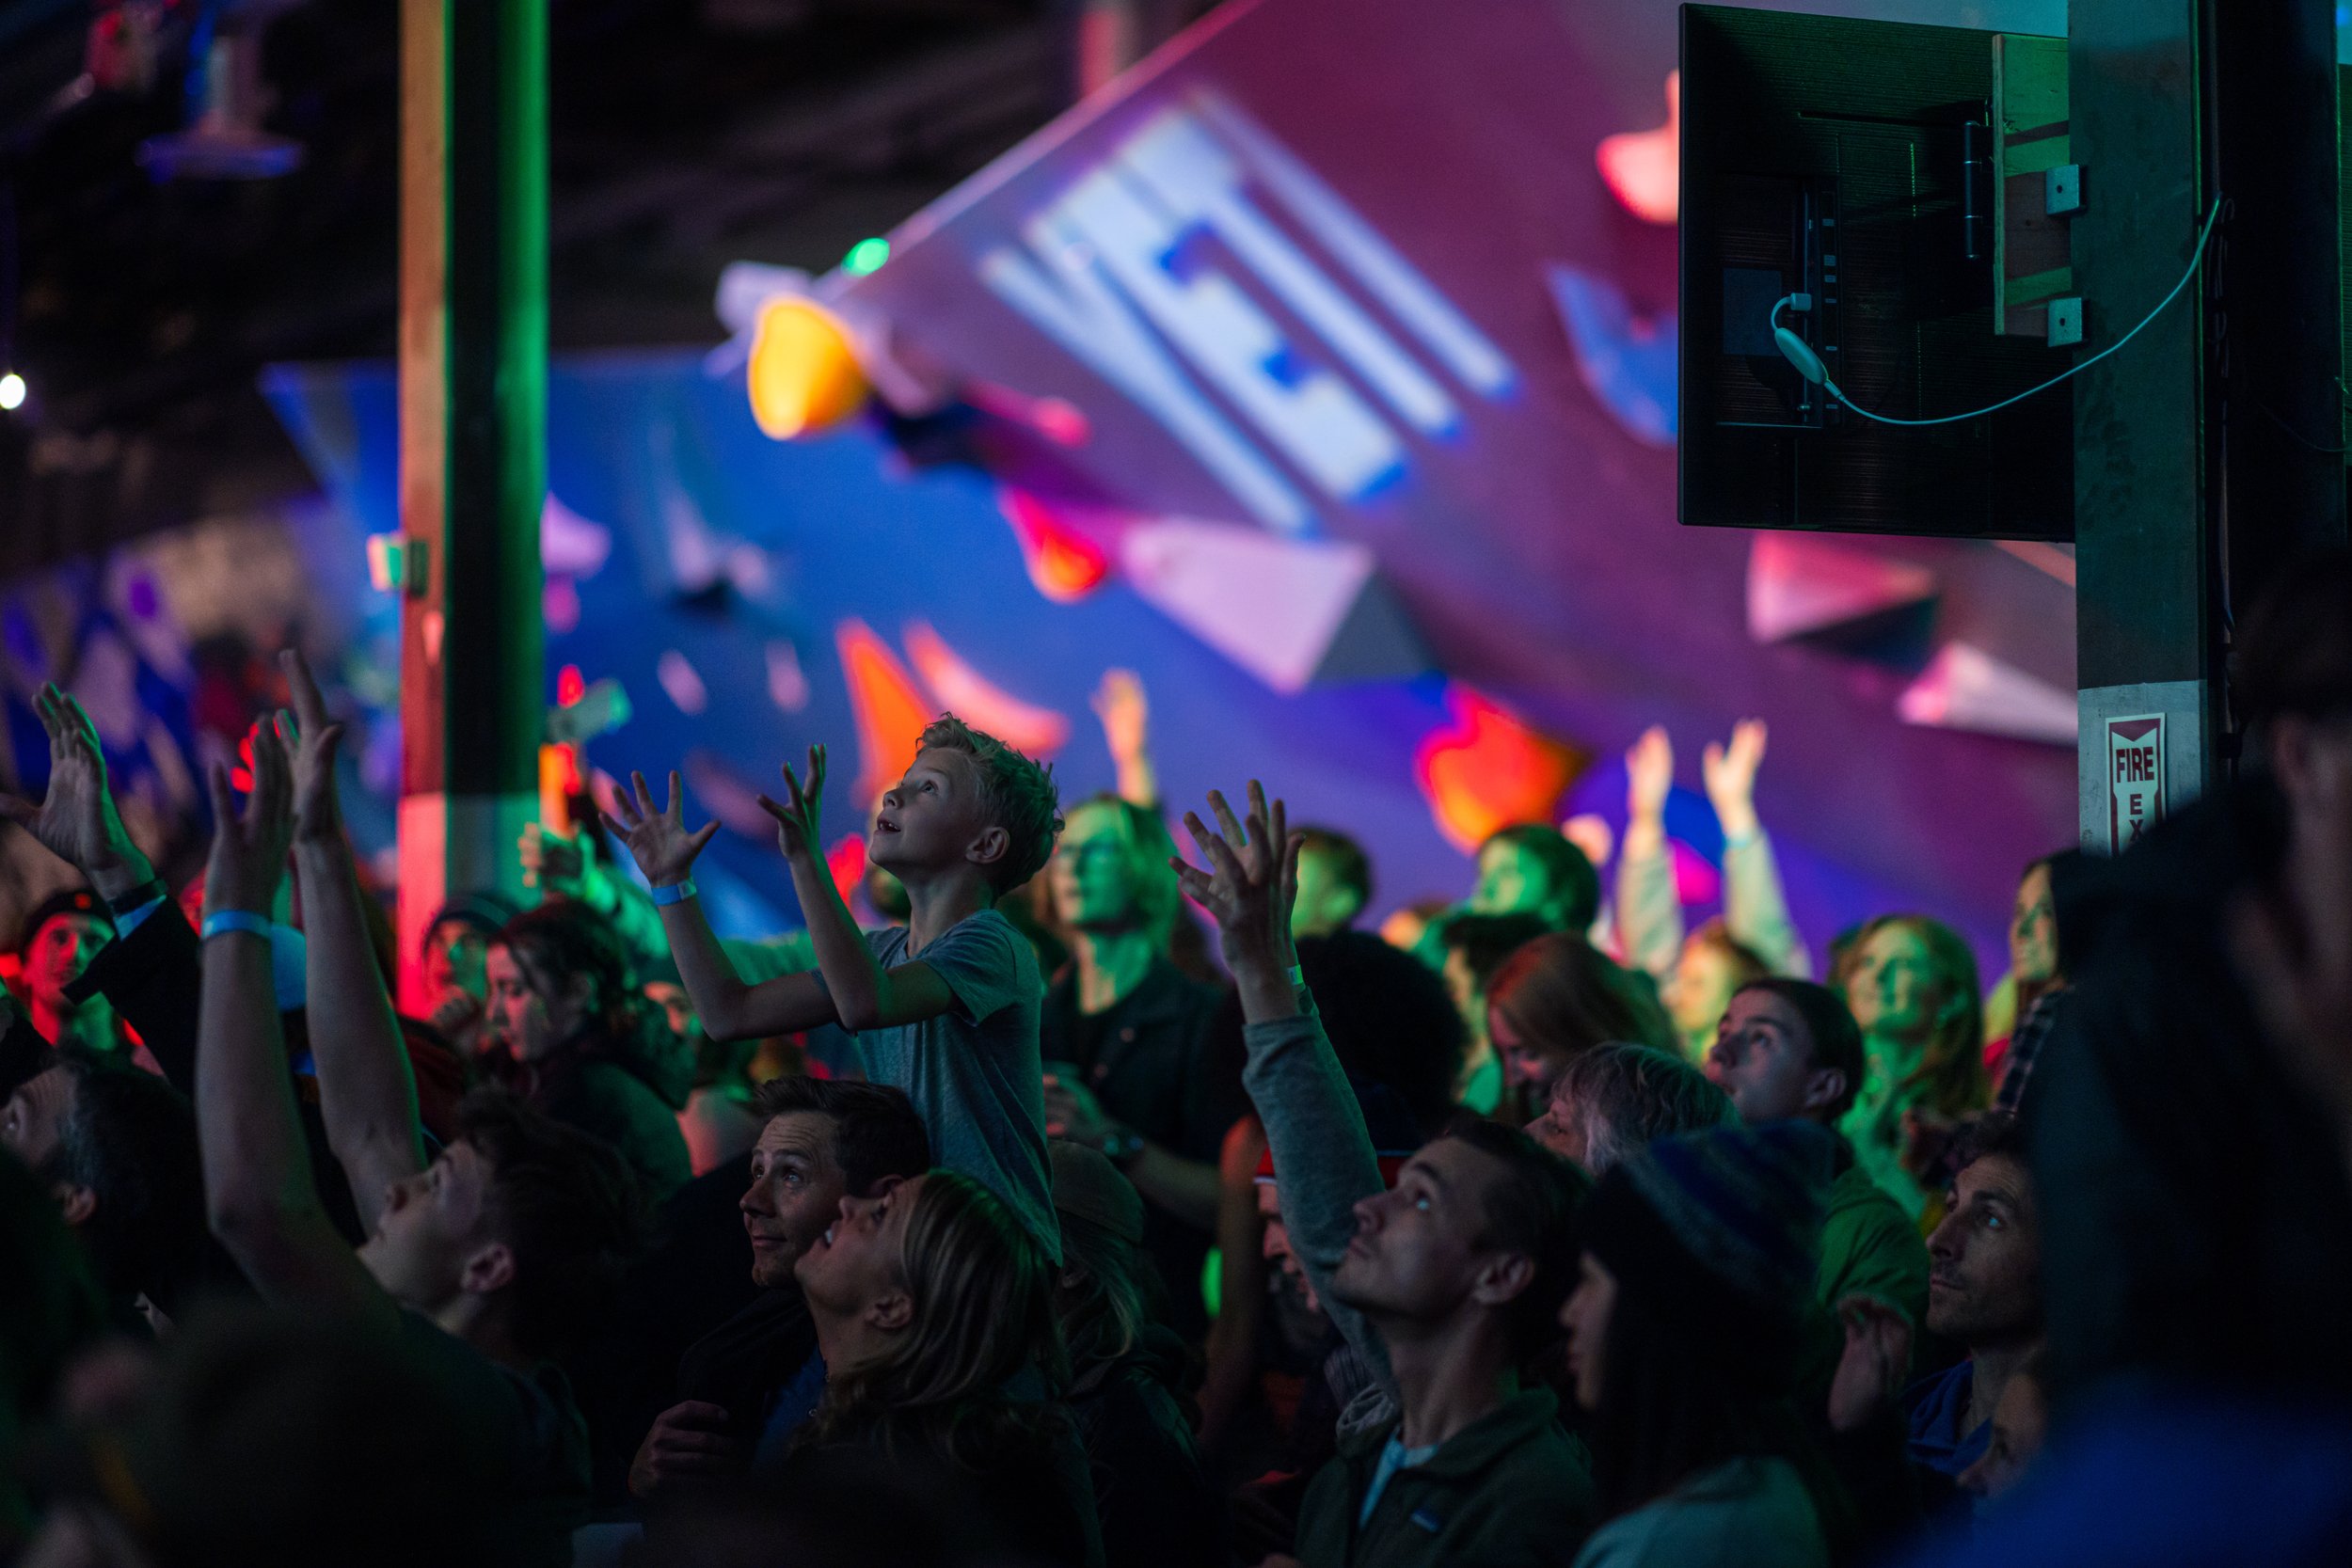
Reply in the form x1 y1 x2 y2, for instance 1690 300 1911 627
0 1042 218 1327
1184 784 1597 1568
193 657 650 1567
1040 792 1231 1337
1525 1038 1735 1175
1291 827 1372 939
1708 977 1929 1330
1470 824 1600 935
629 1074 930 1497
1901 1115 2043 1478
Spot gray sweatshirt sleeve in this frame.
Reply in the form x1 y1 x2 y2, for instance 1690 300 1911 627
1241 1009 1395 1399
1614 835 1685 983
1724 830 1812 979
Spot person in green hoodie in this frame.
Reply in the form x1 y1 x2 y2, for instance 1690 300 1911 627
1173 781 1597 1568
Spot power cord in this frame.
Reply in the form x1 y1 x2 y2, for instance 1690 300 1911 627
1770 197 2225 427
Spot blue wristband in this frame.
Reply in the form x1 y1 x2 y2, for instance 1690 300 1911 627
201 911 274 942
650 879 698 907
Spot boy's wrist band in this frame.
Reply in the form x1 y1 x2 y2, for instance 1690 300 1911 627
651 879 698 907
201 911 273 942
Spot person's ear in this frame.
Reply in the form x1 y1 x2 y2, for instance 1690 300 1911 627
866 1288 915 1335
1471 1250 1536 1310
966 824 1009 872
460 1242 517 1296
52 1182 96 1227
1802 1069 1849 1116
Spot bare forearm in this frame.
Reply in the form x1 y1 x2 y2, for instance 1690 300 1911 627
1122 1144 1221 1230
1113 751 1158 811
198 933 326 1250
294 841 423 1202
660 895 837 1038
789 855 890 1031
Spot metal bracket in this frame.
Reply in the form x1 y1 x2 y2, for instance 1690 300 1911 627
2047 295 2084 348
2045 164 2083 216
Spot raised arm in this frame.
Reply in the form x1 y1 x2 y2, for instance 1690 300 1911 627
0 684 162 908
755 747 956 1034
1614 725 1684 981
1175 784 1391 1392
196 719 389 1321
606 768 841 1040
280 651 424 1230
1092 669 1158 809
1704 720 1813 978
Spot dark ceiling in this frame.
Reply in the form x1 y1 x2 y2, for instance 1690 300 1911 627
0 0 1206 573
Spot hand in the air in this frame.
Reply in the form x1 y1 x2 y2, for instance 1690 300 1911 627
1171 783 1301 982
203 720 296 919
756 745 828 864
278 649 348 846
604 770 719 889
0 684 151 892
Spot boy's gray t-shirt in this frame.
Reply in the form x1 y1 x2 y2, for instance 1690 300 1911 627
854 909 1060 1261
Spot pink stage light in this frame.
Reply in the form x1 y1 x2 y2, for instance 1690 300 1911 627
1597 71 1679 225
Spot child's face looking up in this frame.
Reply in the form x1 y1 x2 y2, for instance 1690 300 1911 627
868 746 992 878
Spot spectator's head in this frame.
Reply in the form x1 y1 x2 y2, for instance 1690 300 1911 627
421 893 513 1005
2 1053 209 1304
485 901 639 1064
33 1305 490 1568
1291 827 1372 939
2236 547 2352 782
1563 1122 1836 1510
358 1089 650 1360
1835 915 1985 1117
0 1148 104 1435
1438 911 1550 1041
1925 1115 2041 1352
1957 1347 2048 1508
1047 1141 1154 1370
741 1077 930 1290
2009 858 2061 989
1707 978 1864 1127
15 889 111 1018
1048 794 1178 942
884 716 1063 895
1329 1116 1589 1366
1487 934 1676 1109
1255 1163 1321 1316
1661 919 1771 1051
1294 930 1468 1135
1471 825 1600 934
1529 1041 1736 1176
797 1170 1064 1430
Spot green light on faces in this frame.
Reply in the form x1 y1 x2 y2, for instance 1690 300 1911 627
842 237 890 276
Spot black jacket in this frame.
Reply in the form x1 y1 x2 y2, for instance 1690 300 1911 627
1070 1326 1225 1568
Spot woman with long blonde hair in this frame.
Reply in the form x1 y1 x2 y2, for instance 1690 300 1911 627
788 1168 1102 1565
1830 914 1988 1218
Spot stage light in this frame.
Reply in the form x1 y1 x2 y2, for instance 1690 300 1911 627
842 237 890 276
745 296 869 438
0 373 24 412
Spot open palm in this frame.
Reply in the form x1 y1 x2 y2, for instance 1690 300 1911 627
605 770 719 888
0 684 143 881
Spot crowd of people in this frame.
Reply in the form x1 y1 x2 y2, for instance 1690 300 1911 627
0 549 2348 1568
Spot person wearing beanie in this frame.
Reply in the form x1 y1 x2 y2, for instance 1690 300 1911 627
11 887 125 1060
1048 1140 1224 1568
1561 1119 1847 1568
1178 783 1597 1568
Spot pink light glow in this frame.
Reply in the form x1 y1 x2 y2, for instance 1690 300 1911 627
1597 71 1678 225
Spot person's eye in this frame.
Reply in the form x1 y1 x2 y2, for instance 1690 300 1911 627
1412 1194 1432 1212
1984 1212 2004 1230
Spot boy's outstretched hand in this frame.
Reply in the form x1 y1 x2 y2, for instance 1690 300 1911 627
606 770 720 889
756 745 827 865
1172 784 1301 1005
278 650 347 846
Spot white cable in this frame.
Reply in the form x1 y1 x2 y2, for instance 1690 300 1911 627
1770 197 2224 428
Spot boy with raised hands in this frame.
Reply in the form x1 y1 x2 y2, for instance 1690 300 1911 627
606 719 1065 1258
1177 784 1596 1568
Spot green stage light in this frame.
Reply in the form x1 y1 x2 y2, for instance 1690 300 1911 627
842 236 890 276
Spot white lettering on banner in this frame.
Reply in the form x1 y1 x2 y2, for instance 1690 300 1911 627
1119 110 1461 436
977 95 1518 533
979 193 1314 533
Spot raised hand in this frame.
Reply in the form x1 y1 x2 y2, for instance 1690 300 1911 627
519 821 587 897
204 720 296 919
1826 1293 1915 1433
0 683 153 896
1626 725 1674 825
277 649 347 845
604 770 719 889
755 745 828 864
1702 719 1768 842
1172 783 1301 983
1091 669 1150 762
